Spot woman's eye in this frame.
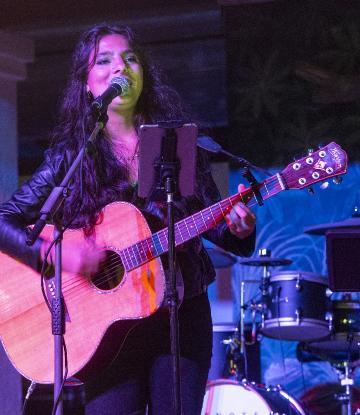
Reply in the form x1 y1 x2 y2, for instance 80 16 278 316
96 58 111 65
124 54 139 64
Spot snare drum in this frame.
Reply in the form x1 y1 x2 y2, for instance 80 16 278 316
261 271 330 341
201 379 305 415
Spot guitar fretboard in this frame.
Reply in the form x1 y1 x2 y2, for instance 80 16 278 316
119 173 286 272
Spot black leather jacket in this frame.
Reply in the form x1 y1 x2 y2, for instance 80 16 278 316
0 147 255 298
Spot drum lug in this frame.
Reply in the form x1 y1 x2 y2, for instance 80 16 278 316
261 310 265 328
326 312 333 332
296 276 302 291
295 308 301 325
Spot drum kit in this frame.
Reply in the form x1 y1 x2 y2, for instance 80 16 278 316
203 216 360 415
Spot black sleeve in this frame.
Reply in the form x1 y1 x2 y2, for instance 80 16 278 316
0 150 60 271
195 148 256 257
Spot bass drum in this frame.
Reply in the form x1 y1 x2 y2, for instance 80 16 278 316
201 379 306 415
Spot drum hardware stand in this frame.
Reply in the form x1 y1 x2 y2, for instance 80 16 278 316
223 280 257 380
223 280 247 380
335 361 354 415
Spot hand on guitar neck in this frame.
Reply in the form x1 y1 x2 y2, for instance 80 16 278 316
40 238 105 277
225 183 257 239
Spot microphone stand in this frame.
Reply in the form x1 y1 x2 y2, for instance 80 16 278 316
158 128 182 415
137 122 197 415
26 114 108 415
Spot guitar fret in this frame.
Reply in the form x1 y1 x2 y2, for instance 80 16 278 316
123 247 134 269
129 246 137 268
276 173 286 190
176 223 184 243
159 231 168 249
156 233 165 252
191 215 199 233
199 211 207 229
209 206 217 224
138 241 147 262
201 208 216 227
193 213 204 232
134 242 145 264
220 199 231 216
183 218 192 238
263 181 270 196
119 251 130 271
144 237 155 260
218 202 225 216
163 231 168 243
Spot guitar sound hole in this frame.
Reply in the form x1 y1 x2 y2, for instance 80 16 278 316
91 250 125 291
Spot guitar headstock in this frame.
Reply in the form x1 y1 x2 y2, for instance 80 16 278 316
280 142 348 190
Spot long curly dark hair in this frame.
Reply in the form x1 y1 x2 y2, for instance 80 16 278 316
51 23 190 229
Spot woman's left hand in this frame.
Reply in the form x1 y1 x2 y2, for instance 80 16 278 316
225 184 256 239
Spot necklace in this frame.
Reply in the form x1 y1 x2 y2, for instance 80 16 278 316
126 140 139 162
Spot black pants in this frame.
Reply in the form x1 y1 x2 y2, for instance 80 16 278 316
85 293 212 415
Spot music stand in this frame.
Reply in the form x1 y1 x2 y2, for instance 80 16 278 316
138 123 197 199
137 122 197 415
327 228 360 291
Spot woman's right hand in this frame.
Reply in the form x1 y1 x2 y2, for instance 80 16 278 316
41 238 105 277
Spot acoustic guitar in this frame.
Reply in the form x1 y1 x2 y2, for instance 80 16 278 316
0 142 348 383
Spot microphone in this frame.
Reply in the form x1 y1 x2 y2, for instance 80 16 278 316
197 135 222 154
91 76 130 115
197 135 271 176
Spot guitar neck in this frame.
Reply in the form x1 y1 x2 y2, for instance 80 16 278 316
120 172 286 271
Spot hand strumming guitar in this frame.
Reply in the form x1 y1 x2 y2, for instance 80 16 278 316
40 238 105 277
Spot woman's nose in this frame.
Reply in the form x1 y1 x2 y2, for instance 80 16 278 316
113 57 126 73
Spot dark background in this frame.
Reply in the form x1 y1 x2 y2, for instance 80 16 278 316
2 0 359 178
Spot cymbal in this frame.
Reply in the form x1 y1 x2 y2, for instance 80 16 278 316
304 217 360 235
239 257 292 267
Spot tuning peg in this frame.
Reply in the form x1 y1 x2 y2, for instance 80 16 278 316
307 148 314 155
320 181 329 190
333 176 342 185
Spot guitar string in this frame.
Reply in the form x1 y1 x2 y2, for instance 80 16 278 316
1 178 282 314
59 177 281 296
58 178 281 300
59 197 251 295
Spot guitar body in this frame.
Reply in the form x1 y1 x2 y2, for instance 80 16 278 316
0 202 165 383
